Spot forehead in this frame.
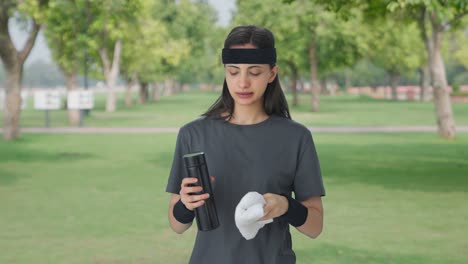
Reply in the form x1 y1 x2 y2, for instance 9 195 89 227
225 64 266 69
229 43 257 49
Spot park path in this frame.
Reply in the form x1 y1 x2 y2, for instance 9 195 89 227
1 126 468 134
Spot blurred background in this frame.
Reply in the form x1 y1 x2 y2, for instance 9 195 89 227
1 0 467 263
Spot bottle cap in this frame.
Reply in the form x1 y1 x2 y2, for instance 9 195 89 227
183 152 206 167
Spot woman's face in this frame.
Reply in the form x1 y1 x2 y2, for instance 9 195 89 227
224 44 278 108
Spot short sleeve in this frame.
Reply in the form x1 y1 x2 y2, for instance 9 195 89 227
293 131 325 201
165 127 190 194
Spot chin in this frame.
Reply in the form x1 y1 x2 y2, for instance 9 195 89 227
235 98 261 106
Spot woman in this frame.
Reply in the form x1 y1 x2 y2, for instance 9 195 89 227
166 25 325 264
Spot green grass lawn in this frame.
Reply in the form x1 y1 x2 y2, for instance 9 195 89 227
5 90 468 128
1 133 467 263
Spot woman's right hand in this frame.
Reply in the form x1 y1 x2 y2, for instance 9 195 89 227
179 177 211 211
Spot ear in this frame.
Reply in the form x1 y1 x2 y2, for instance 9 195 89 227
268 66 279 83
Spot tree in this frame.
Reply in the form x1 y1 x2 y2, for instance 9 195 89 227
120 0 190 105
304 0 468 138
367 19 422 100
83 0 142 112
169 0 221 86
0 0 49 140
385 0 468 138
44 0 88 125
152 0 221 95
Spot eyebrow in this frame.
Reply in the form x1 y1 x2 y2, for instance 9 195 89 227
226 65 264 69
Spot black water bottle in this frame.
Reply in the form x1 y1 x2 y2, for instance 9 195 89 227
183 152 219 231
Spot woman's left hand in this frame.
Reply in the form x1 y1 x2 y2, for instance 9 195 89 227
258 193 289 221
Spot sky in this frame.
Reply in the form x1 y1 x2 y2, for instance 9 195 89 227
9 0 236 66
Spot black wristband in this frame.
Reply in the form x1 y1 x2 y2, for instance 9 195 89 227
173 199 195 224
283 195 308 227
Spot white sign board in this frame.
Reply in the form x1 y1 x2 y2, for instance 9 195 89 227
34 90 62 110
0 90 28 110
67 90 94 110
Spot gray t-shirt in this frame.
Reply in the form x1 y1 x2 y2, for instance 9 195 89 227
166 115 325 264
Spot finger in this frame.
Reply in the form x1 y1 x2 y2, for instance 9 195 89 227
186 193 210 203
210 176 215 183
187 199 205 210
184 186 203 194
263 200 273 212
181 178 198 192
258 211 273 221
182 177 198 186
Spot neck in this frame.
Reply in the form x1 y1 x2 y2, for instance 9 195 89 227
229 104 268 125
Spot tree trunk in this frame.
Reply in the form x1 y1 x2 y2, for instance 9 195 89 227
345 68 352 91
309 40 320 112
290 76 298 107
418 8 456 138
124 73 136 108
417 7 434 89
419 64 431 101
164 79 175 96
389 71 400 101
320 78 327 95
152 82 160 102
105 80 117 112
64 72 80 126
99 39 122 113
139 82 149 104
299 79 304 92
417 10 432 103
288 61 298 106
3 65 22 140
0 11 41 140
124 81 133 108
174 81 181 94
430 27 456 139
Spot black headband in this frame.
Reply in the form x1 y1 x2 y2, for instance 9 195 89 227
222 48 276 64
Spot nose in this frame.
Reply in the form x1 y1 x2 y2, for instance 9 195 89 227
239 73 250 89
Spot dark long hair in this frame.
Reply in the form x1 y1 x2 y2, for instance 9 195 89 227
203 25 291 120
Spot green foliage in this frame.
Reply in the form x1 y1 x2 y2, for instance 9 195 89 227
452 71 468 88
120 0 189 83
367 19 423 76
83 0 142 76
313 8 368 75
165 0 222 84
44 0 87 74
442 27 468 87
388 0 468 25
119 0 222 84
16 0 50 23
451 23 468 68
347 59 388 87
43 0 144 80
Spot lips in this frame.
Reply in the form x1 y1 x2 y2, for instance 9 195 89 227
236 92 254 98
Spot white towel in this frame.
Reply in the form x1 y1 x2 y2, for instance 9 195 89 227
235 192 274 240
